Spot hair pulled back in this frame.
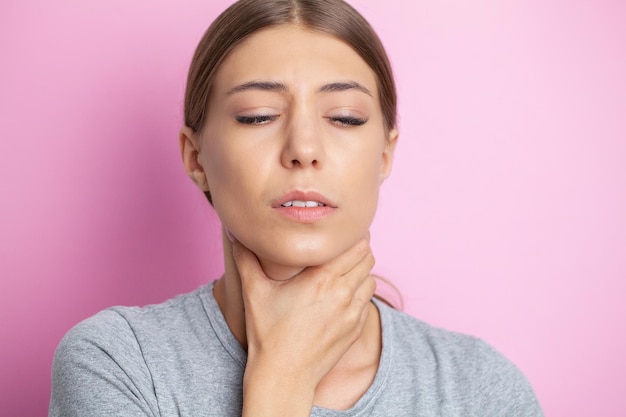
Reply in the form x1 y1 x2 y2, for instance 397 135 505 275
184 0 397 134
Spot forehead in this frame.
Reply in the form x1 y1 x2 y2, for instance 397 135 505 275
212 24 379 95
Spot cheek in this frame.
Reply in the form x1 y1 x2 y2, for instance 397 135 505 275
200 135 278 238
203 149 236 204
201 137 253 210
343 145 385 221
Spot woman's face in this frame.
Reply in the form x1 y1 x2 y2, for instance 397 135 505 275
187 24 397 276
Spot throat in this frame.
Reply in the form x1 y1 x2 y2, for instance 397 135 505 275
258 258 306 282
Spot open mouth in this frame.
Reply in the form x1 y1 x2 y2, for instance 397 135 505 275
280 200 327 208
274 192 336 222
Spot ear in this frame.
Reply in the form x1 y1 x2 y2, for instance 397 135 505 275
180 126 210 192
380 128 399 182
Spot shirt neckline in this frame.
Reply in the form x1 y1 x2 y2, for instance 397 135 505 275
199 281 393 416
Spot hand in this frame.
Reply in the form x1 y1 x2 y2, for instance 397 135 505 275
232 237 376 416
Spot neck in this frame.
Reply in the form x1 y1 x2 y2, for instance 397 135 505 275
212 231 382 402
214 231 309 348
213 232 246 347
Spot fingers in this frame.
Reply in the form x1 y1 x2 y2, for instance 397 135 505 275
321 236 371 277
234 234 378 393
302 239 375 299
354 274 377 306
233 234 376 307
299 236 372 283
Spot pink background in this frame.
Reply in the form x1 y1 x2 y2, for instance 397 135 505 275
1 0 625 415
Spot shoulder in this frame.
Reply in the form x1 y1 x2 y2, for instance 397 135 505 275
50 308 157 416
376 302 543 416
378 301 480 364
469 338 544 416
55 284 208 356
50 285 211 416
52 307 144 379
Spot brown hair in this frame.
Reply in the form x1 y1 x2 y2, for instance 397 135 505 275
183 0 397 134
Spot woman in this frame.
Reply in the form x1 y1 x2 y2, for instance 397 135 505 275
50 0 543 416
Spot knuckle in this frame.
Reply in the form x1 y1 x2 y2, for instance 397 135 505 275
334 285 353 305
345 304 362 325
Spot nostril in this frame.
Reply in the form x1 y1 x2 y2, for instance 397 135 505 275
290 159 317 167
285 158 319 168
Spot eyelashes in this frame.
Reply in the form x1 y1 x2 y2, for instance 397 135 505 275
235 114 368 127
235 115 278 125
329 116 368 127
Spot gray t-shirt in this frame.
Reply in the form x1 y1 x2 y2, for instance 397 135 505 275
49 282 543 416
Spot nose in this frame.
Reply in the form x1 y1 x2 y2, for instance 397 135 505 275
280 106 324 169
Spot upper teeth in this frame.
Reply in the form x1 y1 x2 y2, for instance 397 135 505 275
282 200 326 207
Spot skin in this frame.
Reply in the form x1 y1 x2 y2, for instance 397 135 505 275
180 24 398 415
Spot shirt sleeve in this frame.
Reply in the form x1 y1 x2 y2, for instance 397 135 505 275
471 339 544 417
49 309 159 417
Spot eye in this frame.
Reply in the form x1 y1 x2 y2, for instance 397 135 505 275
328 116 368 127
235 115 279 125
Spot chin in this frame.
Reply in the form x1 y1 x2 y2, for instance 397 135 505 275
263 244 336 268
253 234 348 269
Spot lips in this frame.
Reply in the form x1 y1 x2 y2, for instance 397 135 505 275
273 190 335 208
281 200 325 207
272 190 337 223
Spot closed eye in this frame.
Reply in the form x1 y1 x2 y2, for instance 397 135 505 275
329 116 368 127
235 115 279 125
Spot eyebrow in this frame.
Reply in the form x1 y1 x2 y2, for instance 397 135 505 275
318 81 372 96
226 80 372 97
226 81 288 95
